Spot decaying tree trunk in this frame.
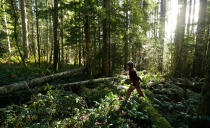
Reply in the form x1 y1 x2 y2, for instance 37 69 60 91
0 68 85 94
54 77 117 88
141 100 173 128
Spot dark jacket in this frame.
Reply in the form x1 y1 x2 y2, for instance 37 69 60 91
128 68 142 86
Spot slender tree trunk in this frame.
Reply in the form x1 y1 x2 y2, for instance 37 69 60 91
124 0 129 70
19 0 29 59
31 13 37 63
108 0 111 74
84 0 91 76
192 0 207 77
49 18 53 65
2 0 11 53
98 14 102 69
78 0 82 66
10 0 25 66
53 0 59 71
199 1 210 114
111 43 116 73
35 0 41 67
49 0 53 65
60 8 64 63
174 0 187 75
46 0 49 63
102 0 110 76
158 0 166 72
191 0 196 34
187 0 192 35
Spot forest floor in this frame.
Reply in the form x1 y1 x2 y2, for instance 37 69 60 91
0 64 202 128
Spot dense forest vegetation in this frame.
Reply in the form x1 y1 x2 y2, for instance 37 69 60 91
0 0 210 127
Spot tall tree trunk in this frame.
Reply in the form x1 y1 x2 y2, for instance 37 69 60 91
78 0 82 66
124 0 129 70
187 0 192 35
2 0 11 53
10 0 25 66
46 0 49 63
35 0 41 67
98 14 102 69
158 0 166 72
60 8 64 63
174 0 187 75
19 0 29 59
84 0 91 76
49 0 53 65
102 0 110 76
199 1 210 115
191 0 196 34
53 0 59 71
31 12 37 63
192 0 207 77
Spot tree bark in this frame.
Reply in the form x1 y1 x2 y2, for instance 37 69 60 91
84 0 91 76
192 0 207 77
199 0 210 117
53 0 59 71
187 0 193 35
35 0 41 66
19 0 29 59
78 0 82 66
46 0 49 63
124 0 129 70
191 0 196 34
60 8 64 63
31 8 37 64
10 0 25 66
102 0 110 76
55 77 117 88
2 0 11 53
158 0 166 72
174 0 187 75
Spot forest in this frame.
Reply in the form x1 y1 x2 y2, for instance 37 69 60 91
0 0 210 127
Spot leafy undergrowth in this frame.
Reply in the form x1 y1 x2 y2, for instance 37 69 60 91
0 71 201 128
0 85 154 128
142 78 201 128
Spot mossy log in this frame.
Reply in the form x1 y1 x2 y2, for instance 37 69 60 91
139 97 173 128
142 102 173 128
0 67 85 94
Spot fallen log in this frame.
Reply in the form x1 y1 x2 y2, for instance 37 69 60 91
141 91 173 128
141 100 173 128
0 67 85 94
54 77 117 89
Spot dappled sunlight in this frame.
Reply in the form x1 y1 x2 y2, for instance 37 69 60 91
0 0 209 127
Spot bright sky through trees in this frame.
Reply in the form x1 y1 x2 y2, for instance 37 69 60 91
165 0 200 43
